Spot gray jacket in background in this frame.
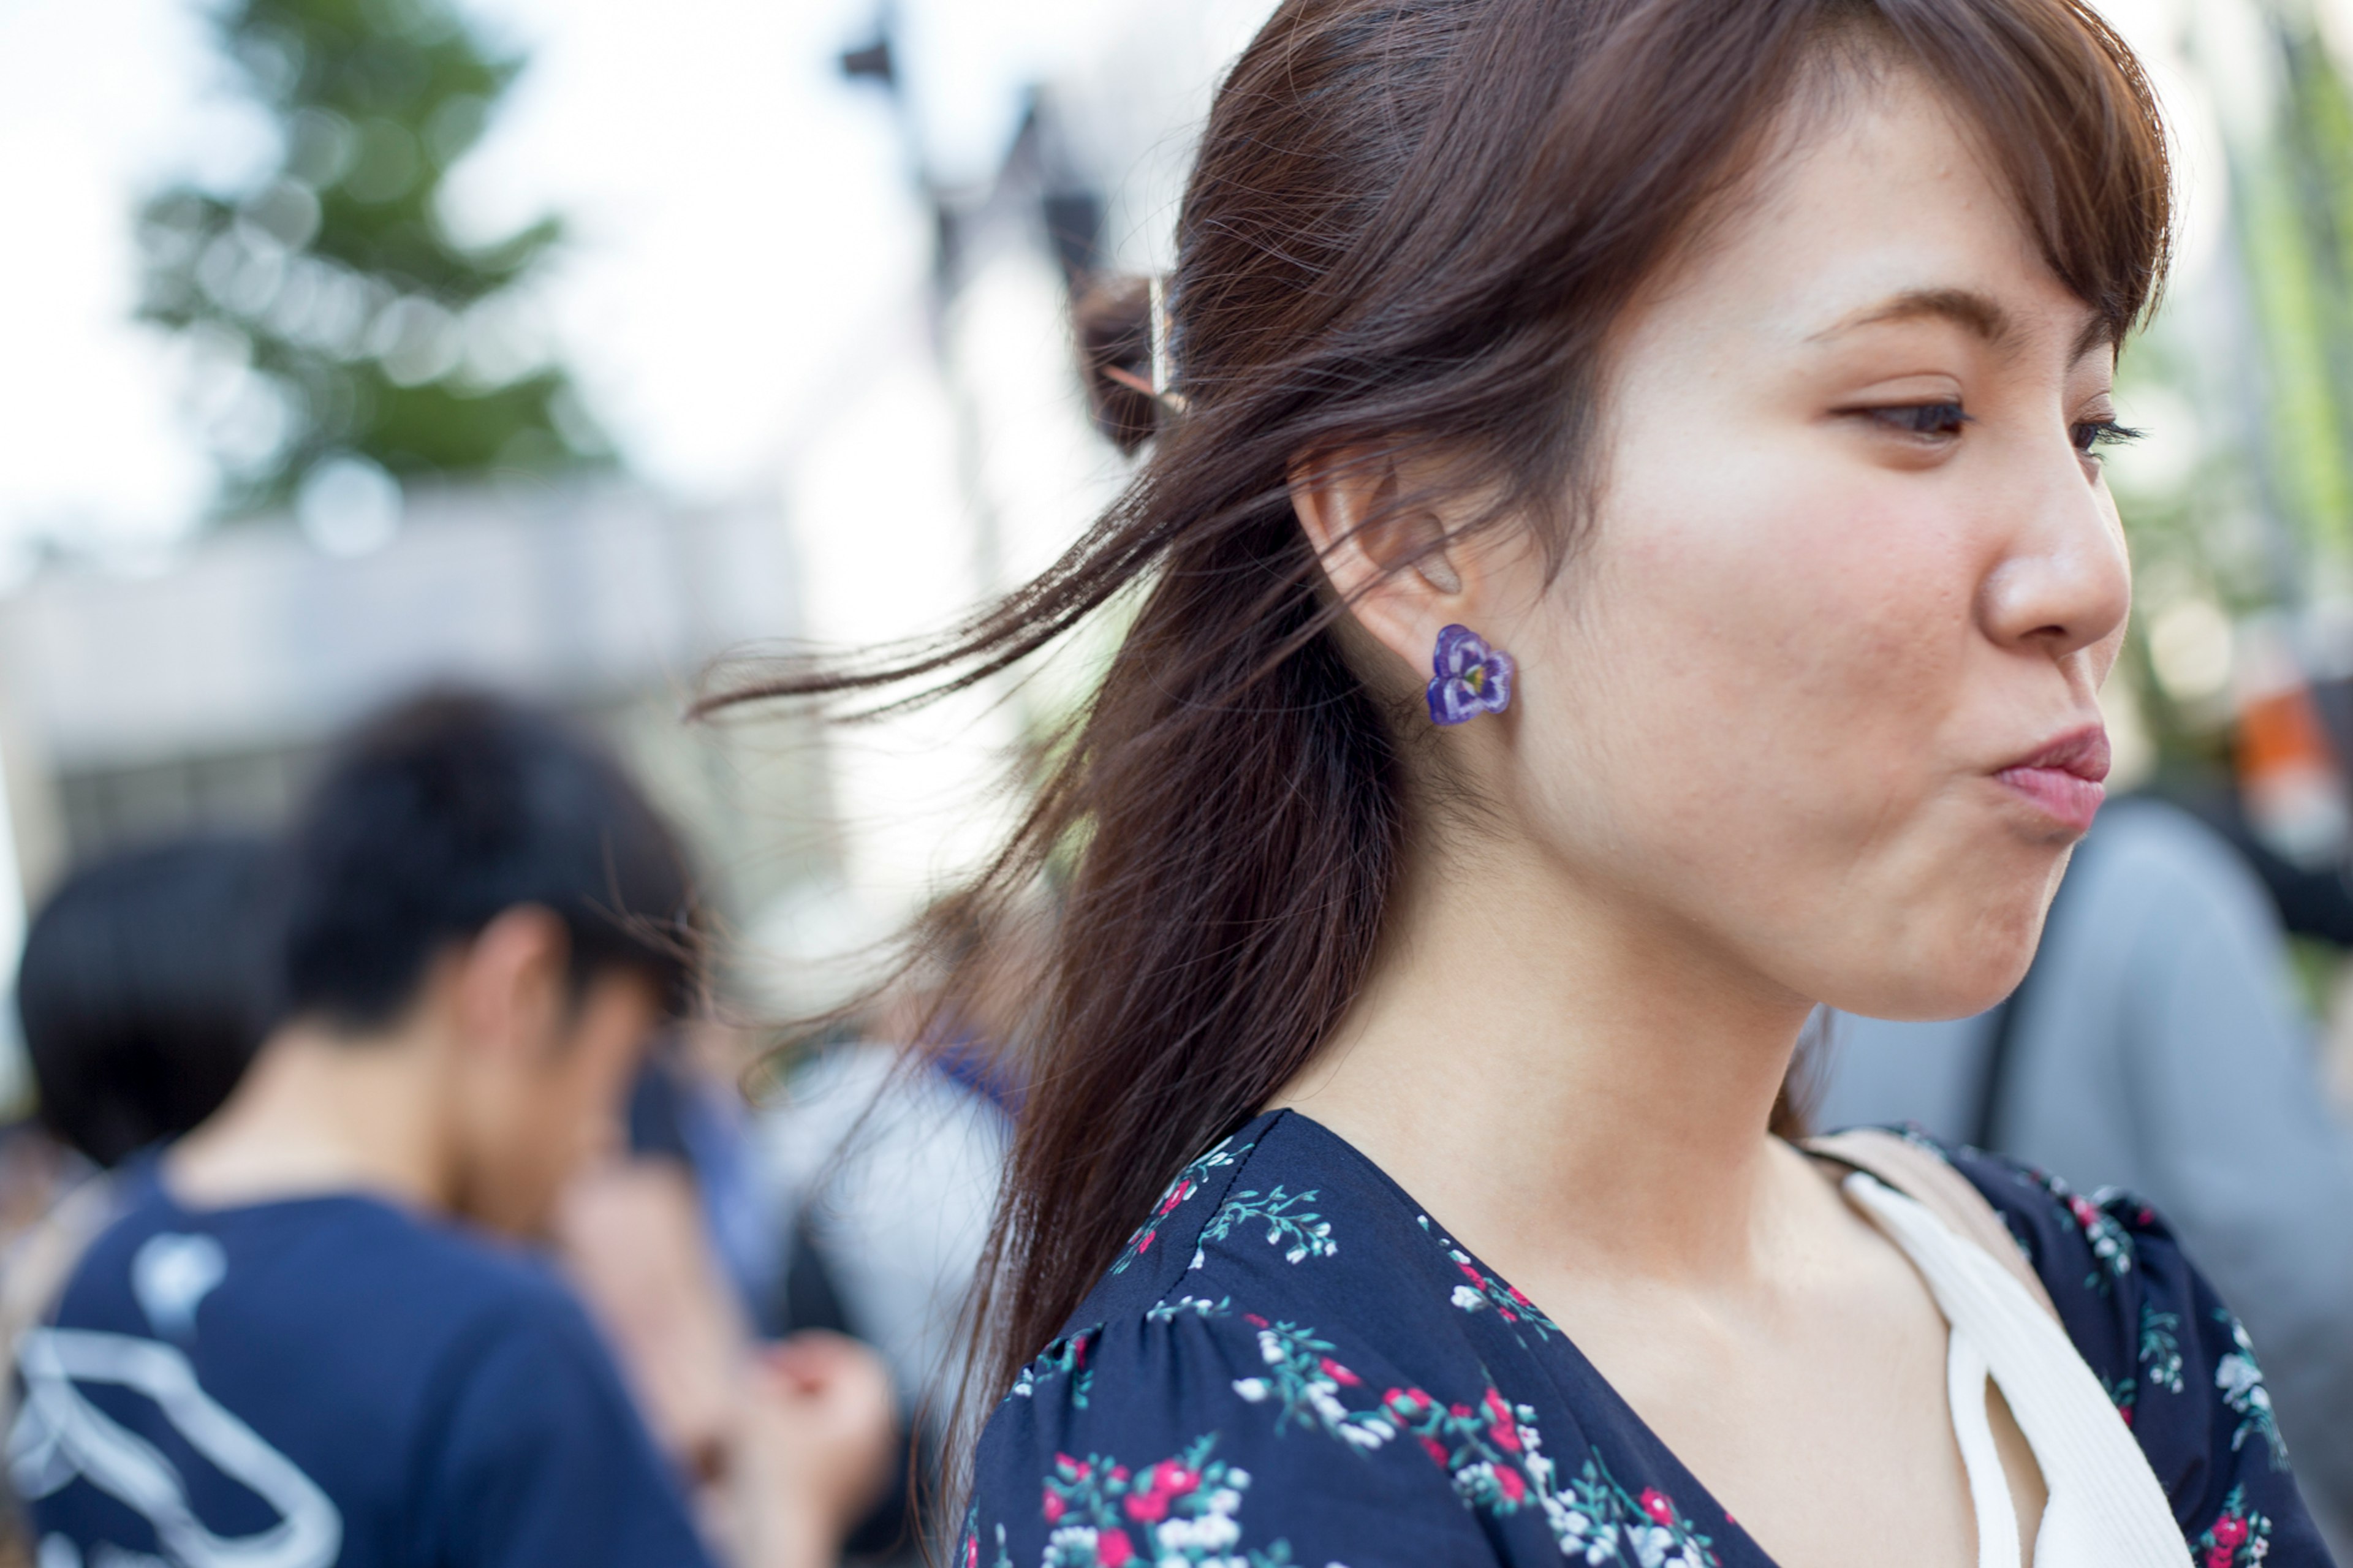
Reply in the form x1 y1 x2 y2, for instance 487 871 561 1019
1821 795 2353 1542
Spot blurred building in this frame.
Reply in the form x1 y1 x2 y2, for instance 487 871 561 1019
0 478 835 1010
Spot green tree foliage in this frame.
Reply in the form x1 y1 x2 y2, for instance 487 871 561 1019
2109 9 2353 759
138 0 604 517
2251 18 2353 565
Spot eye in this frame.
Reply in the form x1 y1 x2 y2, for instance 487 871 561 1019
1863 401 1971 439
2071 418 2145 457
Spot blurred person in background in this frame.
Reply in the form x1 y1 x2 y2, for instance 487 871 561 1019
0 835 276 1568
751 893 1029 1560
1820 795 2353 1552
10 692 894 1568
625 1028 790 1331
555 1028 798 1535
1 833 278 1289
555 1062 762 1533
16 835 276 1173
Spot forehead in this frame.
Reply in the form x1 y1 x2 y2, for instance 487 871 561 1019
1634 70 2104 363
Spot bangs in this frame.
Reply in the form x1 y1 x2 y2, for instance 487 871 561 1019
1866 0 2172 341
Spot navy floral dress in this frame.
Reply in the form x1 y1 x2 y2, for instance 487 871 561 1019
963 1109 2332 1567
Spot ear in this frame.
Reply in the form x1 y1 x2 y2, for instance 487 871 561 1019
1288 447 1471 680
451 905 572 1063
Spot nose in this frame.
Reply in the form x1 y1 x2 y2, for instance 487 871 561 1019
1977 445 2131 665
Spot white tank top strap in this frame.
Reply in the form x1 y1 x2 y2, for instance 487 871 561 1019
1804 1128 2061 1321
1841 1171 2192 1568
1946 1324 2023 1568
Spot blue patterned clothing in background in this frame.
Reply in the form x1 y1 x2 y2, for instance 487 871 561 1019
962 1108 2332 1568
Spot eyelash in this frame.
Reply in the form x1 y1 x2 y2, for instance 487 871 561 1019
2072 419 2145 455
1861 403 2148 458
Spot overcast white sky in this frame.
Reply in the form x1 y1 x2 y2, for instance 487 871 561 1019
0 0 1207 556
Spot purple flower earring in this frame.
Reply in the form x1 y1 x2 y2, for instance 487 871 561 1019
1426 624 1515 726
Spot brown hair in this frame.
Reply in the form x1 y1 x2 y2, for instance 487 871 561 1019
711 0 2169 1450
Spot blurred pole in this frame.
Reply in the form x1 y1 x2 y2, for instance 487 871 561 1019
841 10 1009 604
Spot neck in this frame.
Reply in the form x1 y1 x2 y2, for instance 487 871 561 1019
1273 823 1816 1287
167 1016 457 1214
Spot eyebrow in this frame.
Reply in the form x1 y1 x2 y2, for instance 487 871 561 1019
1813 287 2015 346
1813 286 2116 363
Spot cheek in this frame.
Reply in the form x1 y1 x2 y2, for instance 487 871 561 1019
1528 453 1980 860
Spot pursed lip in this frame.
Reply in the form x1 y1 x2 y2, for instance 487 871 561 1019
1992 724 2110 834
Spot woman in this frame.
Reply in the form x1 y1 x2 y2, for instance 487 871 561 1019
722 1 2330 1563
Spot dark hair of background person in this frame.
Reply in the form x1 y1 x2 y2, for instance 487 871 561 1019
281 689 697 1031
17 836 278 1167
704 0 2173 1452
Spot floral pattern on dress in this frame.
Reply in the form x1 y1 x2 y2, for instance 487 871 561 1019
1210 1304 1717 1566
1014 1328 1101 1409
1113 1138 1250 1275
964 1512 1021 1568
1378 1385 1719 1566
1230 1317 1396 1451
2192 1485 2274 1568
2108 1300 2189 1425
1517 1406 1719 1567
1381 1384 1528 1508
2015 1167 2136 1292
1192 1186 1336 1270
1036 1437 1295 1567
966 1112 2334 1568
2213 1312 2289 1470
2138 1303 2184 1396
1147 1294 1233 1324
2100 1371 2140 1425
1419 1215 1561 1341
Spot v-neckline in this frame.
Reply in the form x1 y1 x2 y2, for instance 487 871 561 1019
1266 1107 1809 1568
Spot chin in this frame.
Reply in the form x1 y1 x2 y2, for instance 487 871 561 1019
1865 966 2033 1023
1828 824 2066 1020
1816 909 2046 1023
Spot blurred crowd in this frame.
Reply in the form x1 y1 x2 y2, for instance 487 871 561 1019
0 689 1023 1568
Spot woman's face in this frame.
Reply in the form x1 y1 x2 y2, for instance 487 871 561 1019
1495 75 2130 1021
